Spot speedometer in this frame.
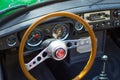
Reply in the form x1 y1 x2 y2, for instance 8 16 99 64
52 24 69 40
26 29 43 47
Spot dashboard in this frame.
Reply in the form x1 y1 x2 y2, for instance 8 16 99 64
0 9 120 50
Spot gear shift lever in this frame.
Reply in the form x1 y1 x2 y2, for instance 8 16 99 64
98 55 109 80
92 55 109 80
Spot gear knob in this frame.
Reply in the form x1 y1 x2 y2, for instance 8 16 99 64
102 55 108 61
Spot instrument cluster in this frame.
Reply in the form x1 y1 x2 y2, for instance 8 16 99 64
21 23 70 49
0 23 71 50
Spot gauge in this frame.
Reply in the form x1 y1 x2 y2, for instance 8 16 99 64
7 35 17 47
52 24 69 40
75 21 84 31
26 29 43 47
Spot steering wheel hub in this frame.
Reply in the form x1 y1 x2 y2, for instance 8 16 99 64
47 40 67 60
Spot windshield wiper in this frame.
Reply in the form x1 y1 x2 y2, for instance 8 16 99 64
0 5 27 15
89 0 104 7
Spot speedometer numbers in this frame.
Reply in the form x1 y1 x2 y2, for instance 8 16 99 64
52 24 69 40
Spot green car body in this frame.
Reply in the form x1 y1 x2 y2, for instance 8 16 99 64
0 0 45 18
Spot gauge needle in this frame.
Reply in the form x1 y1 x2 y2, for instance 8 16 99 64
57 28 62 38
53 30 61 39
27 35 35 42
54 27 62 38
57 30 62 38
27 34 39 42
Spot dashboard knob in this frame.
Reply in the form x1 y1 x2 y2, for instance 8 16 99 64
113 9 120 17
114 20 120 27
95 24 99 29
113 10 118 17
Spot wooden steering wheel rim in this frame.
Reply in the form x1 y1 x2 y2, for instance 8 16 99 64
19 11 97 80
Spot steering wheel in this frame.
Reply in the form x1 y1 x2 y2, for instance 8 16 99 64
19 11 97 80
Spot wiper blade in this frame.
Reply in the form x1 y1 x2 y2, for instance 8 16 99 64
89 0 104 7
0 5 27 15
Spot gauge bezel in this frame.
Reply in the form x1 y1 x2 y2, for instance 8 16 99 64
7 35 17 47
26 29 43 47
51 24 69 40
75 21 84 31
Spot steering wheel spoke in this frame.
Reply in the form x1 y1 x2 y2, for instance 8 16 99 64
25 47 50 71
65 37 91 49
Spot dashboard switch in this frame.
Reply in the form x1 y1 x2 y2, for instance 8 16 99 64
114 20 120 27
113 10 120 17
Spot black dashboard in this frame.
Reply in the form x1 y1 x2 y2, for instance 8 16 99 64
0 9 120 50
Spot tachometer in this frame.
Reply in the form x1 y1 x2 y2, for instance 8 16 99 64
52 24 69 40
26 29 43 47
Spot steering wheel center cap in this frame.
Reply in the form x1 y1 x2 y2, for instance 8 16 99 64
55 48 65 59
46 39 67 60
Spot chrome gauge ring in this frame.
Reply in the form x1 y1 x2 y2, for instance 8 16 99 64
7 35 17 47
26 29 43 47
75 21 84 31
